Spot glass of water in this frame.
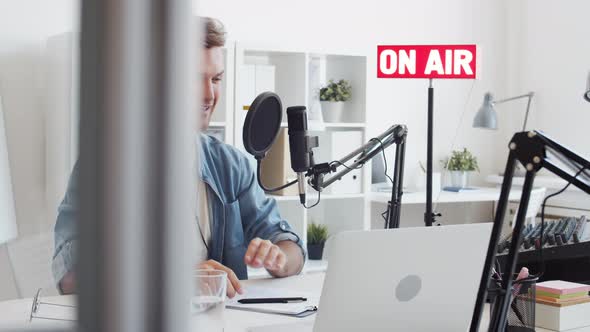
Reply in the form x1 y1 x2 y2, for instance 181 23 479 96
192 269 227 331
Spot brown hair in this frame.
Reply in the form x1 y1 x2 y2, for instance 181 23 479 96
201 17 226 49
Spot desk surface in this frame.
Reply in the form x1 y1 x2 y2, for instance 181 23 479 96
0 273 559 332
371 187 523 205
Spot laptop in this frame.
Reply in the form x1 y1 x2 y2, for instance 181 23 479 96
249 222 492 332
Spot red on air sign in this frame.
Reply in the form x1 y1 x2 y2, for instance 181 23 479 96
377 45 477 79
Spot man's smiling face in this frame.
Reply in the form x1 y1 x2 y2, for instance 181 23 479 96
199 46 224 130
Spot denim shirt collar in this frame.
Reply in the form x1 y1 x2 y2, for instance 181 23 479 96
198 134 225 262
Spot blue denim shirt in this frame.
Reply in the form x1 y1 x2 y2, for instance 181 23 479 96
52 134 305 285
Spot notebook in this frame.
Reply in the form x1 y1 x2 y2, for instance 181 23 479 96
536 280 590 295
226 286 318 317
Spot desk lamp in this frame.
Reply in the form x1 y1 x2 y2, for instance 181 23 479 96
584 72 590 102
473 92 535 131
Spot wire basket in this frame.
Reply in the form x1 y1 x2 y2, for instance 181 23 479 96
506 277 538 332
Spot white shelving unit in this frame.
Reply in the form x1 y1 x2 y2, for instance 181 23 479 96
45 34 371 271
210 42 369 274
204 46 235 144
47 33 369 275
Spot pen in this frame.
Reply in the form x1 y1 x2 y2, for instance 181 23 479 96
237 297 307 304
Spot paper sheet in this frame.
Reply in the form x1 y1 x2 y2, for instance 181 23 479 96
226 286 318 316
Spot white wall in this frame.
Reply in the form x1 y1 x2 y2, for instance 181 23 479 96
0 0 78 236
505 0 590 162
196 0 511 189
4 0 586 244
0 0 586 301
0 0 519 239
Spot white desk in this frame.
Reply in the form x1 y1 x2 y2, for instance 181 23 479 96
248 259 327 279
0 273 560 331
370 187 523 205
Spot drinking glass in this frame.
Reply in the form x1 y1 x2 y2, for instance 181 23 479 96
192 269 227 331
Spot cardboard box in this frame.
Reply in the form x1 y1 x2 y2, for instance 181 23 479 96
260 128 298 196
536 299 590 331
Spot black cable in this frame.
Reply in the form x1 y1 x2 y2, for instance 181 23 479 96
369 137 395 227
256 159 298 192
325 136 394 225
325 136 395 226
327 137 393 184
329 160 363 170
370 137 394 185
256 134 394 210
303 189 321 209
533 165 588 279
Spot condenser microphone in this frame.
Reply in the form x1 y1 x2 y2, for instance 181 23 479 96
286 106 310 204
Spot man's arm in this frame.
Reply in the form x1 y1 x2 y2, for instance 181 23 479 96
52 163 80 294
235 154 306 277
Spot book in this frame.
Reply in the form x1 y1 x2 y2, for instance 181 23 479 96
536 295 590 304
536 280 590 295
536 295 590 307
537 290 589 300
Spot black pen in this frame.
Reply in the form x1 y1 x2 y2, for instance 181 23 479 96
237 297 307 304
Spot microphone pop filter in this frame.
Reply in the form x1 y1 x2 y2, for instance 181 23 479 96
243 92 283 159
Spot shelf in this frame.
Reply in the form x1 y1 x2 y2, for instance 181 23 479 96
318 193 365 200
267 193 365 201
280 122 366 129
268 195 300 202
369 188 523 205
233 46 370 236
323 122 366 128
486 174 583 191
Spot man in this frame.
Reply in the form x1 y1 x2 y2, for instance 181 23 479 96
52 17 305 298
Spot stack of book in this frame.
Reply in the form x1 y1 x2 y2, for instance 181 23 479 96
535 280 590 331
536 280 590 305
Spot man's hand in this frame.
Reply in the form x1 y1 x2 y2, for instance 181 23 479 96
198 260 244 298
58 271 76 295
244 238 286 272
244 238 303 278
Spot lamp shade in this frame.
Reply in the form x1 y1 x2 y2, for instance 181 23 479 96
585 72 590 102
0 96 18 244
473 92 498 130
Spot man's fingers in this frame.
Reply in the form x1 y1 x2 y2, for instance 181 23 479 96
264 246 280 269
198 263 214 270
252 240 272 268
225 278 237 298
199 260 243 296
273 252 287 271
226 268 243 295
210 261 243 295
244 238 262 264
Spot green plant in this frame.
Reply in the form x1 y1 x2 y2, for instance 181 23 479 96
307 222 329 245
442 148 480 172
319 79 352 102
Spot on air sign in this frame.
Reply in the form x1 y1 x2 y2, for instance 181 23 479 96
377 45 477 79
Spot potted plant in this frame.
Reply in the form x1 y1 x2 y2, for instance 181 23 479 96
319 79 352 122
442 148 479 188
307 222 329 260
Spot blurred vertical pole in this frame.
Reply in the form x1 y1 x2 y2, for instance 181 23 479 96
78 0 196 331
